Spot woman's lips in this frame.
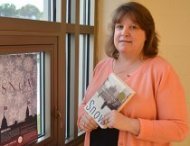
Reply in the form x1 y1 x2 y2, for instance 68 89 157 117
119 40 132 43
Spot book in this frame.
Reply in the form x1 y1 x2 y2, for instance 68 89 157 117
84 73 135 129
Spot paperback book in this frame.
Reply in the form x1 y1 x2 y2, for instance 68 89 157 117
84 73 135 128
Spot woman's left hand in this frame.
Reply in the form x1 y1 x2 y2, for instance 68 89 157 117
103 110 127 129
103 110 140 135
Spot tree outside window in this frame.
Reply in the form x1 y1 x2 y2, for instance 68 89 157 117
0 3 42 20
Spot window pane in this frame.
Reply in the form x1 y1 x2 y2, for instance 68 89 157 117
0 0 52 21
78 34 89 105
37 51 51 142
37 52 45 137
65 34 75 143
78 34 94 105
78 34 94 135
90 0 95 26
66 0 76 23
80 0 95 25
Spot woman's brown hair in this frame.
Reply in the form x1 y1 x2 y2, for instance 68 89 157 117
105 2 159 59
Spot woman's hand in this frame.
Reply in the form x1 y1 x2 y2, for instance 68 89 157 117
79 112 98 132
103 110 140 136
103 110 127 129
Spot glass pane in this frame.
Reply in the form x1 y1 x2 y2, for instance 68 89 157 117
37 52 45 137
65 34 75 143
88 35 94 79
66 0 76 23
80 0 95 25
90 0 95 26
78 34 89 105
0 0 51 21
78 34 94 135
37 51 51 142
43 52 51 139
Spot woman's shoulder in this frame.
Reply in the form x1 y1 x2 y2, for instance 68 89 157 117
95 57 113 69
145 56 172 71
143 56 181 81
93 57 113 76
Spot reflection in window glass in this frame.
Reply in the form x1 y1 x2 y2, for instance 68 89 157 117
0 0 51 21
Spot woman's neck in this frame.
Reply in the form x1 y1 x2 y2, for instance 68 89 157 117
113 54 144 78
117 54 143 66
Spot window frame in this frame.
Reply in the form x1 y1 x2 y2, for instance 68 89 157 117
64 0 97 145
0 35 58 146
0 0 98 145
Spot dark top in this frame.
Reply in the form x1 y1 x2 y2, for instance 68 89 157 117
90 127 119 146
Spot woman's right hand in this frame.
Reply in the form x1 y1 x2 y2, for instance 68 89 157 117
79 112 98 132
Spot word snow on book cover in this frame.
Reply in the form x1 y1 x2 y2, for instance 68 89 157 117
84 73 135 128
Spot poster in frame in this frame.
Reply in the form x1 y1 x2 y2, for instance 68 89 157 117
0 53 38 146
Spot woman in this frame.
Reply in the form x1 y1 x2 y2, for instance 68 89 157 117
78 2 189 146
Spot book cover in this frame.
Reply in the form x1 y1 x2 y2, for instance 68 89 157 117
84 73 135 129
0 53 38 146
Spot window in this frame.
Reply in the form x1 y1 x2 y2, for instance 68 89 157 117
65 33 94 143
0 0 97 145
0 43 55 145
0 0 53 21
66 0 76 23
37 52 51 138
78 34 94 107
65 34 75 142
65 0 96 145
80 0 95 25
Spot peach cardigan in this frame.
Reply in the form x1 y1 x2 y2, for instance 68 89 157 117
78 56 189 146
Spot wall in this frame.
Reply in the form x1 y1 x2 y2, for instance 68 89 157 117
97 0 190 146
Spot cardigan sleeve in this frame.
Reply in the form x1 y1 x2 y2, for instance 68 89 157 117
136 64 189 143
77 59 111 128
77 63 99 128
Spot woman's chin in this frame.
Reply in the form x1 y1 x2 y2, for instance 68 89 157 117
117 49 128 54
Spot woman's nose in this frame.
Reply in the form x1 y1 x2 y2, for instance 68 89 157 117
121 27 130 36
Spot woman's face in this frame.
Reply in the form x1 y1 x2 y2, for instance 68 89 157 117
114 16 146 58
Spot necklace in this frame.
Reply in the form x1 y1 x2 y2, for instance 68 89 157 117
112 58 143 79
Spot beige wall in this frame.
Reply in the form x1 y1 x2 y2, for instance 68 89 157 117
97 0 190 146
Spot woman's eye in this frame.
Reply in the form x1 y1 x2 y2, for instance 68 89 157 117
129 25 138 30
115 24 123 29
